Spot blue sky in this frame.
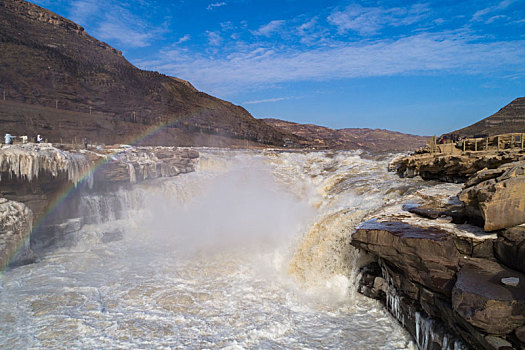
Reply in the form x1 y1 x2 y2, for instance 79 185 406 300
31 0 525 135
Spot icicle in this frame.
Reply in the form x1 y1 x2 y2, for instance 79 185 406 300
0 144 91 185
128 163 136 183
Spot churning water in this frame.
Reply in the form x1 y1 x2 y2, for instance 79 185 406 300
0 149 429 349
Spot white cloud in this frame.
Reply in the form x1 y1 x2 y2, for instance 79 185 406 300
327 3 430 36
298 17 317 34
220 21 234 31
472 0 515 22
141 32 525 96
296 17 330 45
206 2 226 11
206 31 222 46
68 0 99 24
485 15 508 24
176 34 191 44
243 97 292 104
253 20 286 37
69 1 168 49
96 21 153 47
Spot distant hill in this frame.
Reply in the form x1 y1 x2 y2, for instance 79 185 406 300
261 118 430 152
444 97 525 138
0 0 298 147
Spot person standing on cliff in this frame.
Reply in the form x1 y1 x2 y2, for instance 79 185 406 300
5 133 15 144
84 137 88 149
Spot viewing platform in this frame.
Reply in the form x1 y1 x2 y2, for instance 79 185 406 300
426 133 525 154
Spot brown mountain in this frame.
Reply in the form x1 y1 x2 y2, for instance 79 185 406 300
444 97 525 138
261 118 430 152
0 0 298 147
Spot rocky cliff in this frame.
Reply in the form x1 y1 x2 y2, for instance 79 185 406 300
352 152 525 349
390 150 525 183
0 0 297 147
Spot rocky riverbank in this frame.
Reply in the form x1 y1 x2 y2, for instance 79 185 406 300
389 150 525 183
353 152 525 349
0 143 199 269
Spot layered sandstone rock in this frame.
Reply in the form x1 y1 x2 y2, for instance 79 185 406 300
452 259 525 335
352 189 525 349
353 220 463 295
494 226 525 274
459 161 525 231
389 151 524 182
381 146 525 348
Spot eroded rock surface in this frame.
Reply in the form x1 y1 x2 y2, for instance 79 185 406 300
494 226 525 274
389 151 525 182
452 259 525 335
459 161 525 231
353 185 525 349
354 219 463 295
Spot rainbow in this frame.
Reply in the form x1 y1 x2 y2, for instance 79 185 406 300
0 118 205 275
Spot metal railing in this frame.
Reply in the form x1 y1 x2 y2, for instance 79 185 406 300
427 133 525 154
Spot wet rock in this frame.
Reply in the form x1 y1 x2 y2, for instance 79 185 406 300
515 326 525 343
360 260 470 350
408 202 466 224
373 276 387 293
357 262 385 300
459 161 525 231
409 206 442 219
353 220 462 295
452 259 525 335
101 230 124 243
484 336 513 350
472 239 494 259
494 226 525 274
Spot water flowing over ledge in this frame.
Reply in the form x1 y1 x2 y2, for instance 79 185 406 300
1 148 419 348
0 144 200 269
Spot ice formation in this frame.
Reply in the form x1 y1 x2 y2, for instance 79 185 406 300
0 144 91 184
0 198 32 269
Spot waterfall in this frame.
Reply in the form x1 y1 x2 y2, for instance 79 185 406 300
1 149 420 349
